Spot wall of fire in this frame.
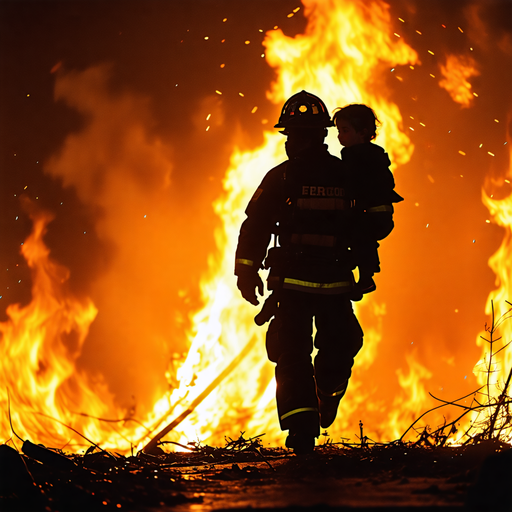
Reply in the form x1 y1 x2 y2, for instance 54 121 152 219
1 0 511 447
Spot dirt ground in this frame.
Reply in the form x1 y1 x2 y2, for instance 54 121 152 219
1 437 511 512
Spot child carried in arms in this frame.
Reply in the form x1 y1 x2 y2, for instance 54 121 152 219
333 104 404 300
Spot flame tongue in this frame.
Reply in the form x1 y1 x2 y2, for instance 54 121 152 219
0 204 103 448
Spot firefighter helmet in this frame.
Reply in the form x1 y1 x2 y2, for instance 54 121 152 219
274 90 334 129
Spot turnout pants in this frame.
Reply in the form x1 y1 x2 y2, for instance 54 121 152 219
265 289 363 434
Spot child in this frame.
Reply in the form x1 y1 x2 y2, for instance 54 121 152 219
333 104 403 300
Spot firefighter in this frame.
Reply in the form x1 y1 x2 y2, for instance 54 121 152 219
234 91 365 454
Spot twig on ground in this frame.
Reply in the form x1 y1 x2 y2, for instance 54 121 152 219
142 337 257 454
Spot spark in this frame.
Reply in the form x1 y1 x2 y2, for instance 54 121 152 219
416 30 422 35
251 106 258 113
430 74 436 78
459 151 466 156
398 18 405 22
488 152 495 156
245 40 250 45
494 119 499 123
206 114 211 120
394 33 401 38
458 27 464 33
428 50 435 55
215 90 222 95
220 63 225 68
238 93 244 97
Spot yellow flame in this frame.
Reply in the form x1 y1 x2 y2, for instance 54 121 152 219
157 0 423 446
438 54 480 108
474 142 512 441
0 205 111 449
4 0 508 452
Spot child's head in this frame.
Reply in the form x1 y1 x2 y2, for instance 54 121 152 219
333 104 380 147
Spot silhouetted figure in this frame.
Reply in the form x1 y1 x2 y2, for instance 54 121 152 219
235 91 366 454
333 104 403 300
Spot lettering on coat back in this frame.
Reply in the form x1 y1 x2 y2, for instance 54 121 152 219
301 185 345 197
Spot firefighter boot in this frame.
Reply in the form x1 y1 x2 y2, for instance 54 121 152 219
317 383 348 429
284 411 319 455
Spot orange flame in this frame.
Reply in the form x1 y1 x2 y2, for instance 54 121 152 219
0 201 111 449
438 54 479 108
473 141 512 441
1 0 509 452
158 0 423 446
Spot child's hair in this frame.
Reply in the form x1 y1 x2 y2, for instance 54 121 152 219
332 104 381 142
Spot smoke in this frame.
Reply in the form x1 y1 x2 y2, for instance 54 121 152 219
44 64 193 415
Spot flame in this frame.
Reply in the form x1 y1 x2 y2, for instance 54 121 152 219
438 54 479 108
154 0 424 446
473 141 512 441
0 201 111 449
1 0 509 452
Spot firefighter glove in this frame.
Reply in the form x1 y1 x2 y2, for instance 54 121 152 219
237 272 264 306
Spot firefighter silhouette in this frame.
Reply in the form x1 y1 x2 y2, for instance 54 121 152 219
234 91 401 454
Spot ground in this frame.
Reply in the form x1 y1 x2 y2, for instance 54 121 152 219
1 437 511 512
